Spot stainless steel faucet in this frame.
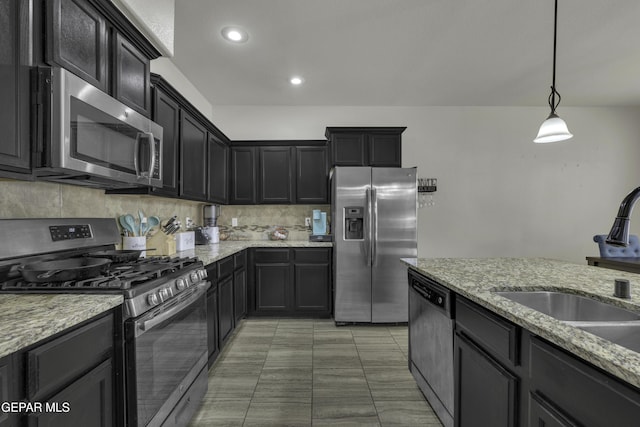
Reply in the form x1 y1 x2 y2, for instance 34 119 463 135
607 186 640 246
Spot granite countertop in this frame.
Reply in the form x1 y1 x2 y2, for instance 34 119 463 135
0 294 123 359
175 240 333 265
403 257 640 388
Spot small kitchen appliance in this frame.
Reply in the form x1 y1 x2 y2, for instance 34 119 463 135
203 204 220 227
33 67 163 189
202 205 220 245
0 218 209 427
312 209 327 235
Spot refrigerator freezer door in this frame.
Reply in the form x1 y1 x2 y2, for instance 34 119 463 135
371 167 417 322
333 167 373 322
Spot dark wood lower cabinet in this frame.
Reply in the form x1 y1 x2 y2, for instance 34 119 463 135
27 359 113 427
234 268 247 322
3 312 118 427
293 263 330 312
250 248 332 316
206 282 219 368
529 392 578 427
218 275 234 347
0 354 16 427
529 336 640 427
454 331 518 427
451 292 640 427
255 263 290 312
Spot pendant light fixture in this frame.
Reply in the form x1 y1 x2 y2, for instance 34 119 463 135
534 0 573 143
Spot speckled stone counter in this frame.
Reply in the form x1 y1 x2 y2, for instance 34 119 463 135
403 257 640 388
175 240 333 265
0 294 123 359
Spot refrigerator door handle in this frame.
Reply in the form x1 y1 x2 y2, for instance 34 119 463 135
371 187 378 266
365 187 372 266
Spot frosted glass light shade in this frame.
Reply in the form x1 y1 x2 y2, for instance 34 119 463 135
534 113 573 143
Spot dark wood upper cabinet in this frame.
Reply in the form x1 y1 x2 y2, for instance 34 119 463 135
110 75 232 202
180 111 208 201
258 146 294 204
369 133 402 167
151 84 180 196
230 140 328 205
47 0 108 91
295 146 328 204
230 147 257 204
329 133 367 166
0 0 31 174
45 0 159 116
113 31 150 116
208 133 229 204
326 127 405 167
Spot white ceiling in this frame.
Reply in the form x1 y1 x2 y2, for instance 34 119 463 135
171 0 640 107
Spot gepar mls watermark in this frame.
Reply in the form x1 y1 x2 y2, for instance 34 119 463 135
1 401 70 413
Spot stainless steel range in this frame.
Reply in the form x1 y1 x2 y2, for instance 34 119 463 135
0 218 210 427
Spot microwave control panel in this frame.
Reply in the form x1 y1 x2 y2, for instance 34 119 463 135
49 225 93 241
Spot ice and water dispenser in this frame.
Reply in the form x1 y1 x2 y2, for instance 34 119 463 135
344 207 364 240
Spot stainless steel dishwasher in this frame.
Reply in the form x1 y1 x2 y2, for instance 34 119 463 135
408 270 454 427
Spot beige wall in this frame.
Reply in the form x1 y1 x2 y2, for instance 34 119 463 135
209 105 640 264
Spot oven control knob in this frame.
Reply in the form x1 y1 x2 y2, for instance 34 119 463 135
158 288 170 302
148 293 159 306
176 278 187 291
198 269 207 280
190 272 199 283
166 287 174 298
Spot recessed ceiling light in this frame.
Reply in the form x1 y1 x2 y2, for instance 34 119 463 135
221 26 248 43
290 76 304 86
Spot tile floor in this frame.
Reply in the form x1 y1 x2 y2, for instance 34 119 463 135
189 318 443 426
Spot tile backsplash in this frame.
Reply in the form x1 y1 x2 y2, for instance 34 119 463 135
217 204 330 240
0 179 201 223
1 179 330 241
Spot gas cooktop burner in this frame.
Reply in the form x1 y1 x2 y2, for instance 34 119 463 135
1 256 201 292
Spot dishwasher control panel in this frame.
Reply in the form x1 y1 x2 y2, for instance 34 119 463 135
411 278 447 309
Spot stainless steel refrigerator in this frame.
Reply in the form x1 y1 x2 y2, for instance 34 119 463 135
332 166 417 323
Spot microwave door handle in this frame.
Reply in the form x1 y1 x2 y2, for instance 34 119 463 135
147 132 156 182
133 132 142 177
139 132 155 180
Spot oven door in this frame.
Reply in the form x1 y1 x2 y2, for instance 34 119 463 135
126 282 209 427
44 67 163 188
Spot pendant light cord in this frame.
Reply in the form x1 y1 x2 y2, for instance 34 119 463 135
548 0 561 115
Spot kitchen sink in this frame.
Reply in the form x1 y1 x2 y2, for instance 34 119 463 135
494 291 640 322
574 322 640 354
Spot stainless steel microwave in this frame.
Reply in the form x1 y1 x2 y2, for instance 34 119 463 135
33 67 163 188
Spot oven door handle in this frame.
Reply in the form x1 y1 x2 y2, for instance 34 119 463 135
137 283 208 336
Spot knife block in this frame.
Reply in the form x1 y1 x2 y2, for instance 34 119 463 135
146 232 176 256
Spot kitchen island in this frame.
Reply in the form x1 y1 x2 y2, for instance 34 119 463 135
404 257 640 387
405 257 640 426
